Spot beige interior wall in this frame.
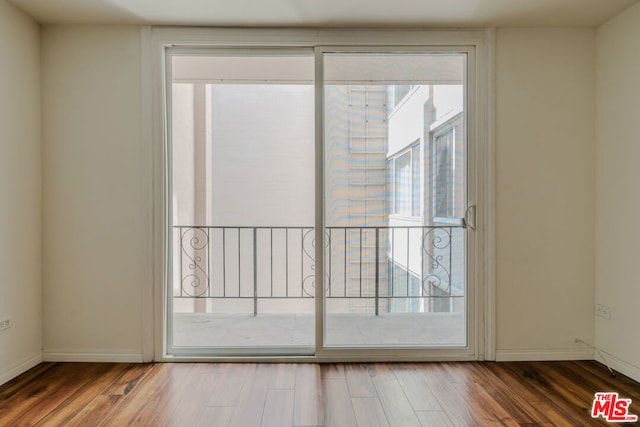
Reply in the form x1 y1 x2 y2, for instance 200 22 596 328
495 28 596 358
41 25 146 360
34 24 608 362
0 0 42 384
595 2 640 381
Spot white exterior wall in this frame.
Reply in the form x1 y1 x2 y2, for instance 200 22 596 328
171 83 315 314
0 0 42 385
387 85 463 158
388 86 428 157
595 1 640 382
210 85 315 227
172 84 315 228
172 84 196 227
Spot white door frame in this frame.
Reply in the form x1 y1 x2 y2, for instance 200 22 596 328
143 27 495 362
316 45 478 361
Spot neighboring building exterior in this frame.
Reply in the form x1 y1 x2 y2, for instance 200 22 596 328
325 82 465 315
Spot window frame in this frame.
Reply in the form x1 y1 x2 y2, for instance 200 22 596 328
431 112 464 226
388 140 421 219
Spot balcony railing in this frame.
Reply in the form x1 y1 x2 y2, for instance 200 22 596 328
173 225 465 315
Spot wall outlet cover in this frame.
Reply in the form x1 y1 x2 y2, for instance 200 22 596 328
596 304 611 320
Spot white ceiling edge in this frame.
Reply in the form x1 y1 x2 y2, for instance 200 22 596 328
8 0 639 27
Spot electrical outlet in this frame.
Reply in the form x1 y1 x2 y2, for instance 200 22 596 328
0 317 11 332
596 304 611 320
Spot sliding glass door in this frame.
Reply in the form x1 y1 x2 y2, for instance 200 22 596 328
165 44 476 358
321 51 469 349
169 52 316 356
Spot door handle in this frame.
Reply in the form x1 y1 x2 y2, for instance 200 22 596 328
464 204 477 231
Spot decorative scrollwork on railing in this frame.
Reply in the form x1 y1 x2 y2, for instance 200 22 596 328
302 229 330 260
180 227 210 297
172 225 460 314
421 227 452 295
302 229 331 297
302 268 332 297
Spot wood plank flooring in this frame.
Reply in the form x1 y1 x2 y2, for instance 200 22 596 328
0 361 639 426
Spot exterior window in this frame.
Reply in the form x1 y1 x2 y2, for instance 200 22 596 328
431 114 463 222
433 131 454 218
389 142 421 217
394 150 411 215
411 144 420 216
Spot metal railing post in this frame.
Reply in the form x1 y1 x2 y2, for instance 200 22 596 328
375 227 380 316
253 227 258 316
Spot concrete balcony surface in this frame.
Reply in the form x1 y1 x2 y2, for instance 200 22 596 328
173 312 465 348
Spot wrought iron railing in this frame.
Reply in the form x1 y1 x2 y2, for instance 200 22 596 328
173 225 464 315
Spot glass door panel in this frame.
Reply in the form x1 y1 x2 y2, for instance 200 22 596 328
169 53 315 355
323 52 468 348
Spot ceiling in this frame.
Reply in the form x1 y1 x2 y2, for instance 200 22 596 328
9 0 638 27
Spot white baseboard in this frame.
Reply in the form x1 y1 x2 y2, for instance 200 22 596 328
0 352 43 387
495 348 595 362
43 351 143 363
596 351 640 383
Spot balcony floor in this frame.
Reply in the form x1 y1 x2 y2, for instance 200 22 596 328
173 312 465 348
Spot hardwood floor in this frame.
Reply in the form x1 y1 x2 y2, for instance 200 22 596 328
0 361 639 426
